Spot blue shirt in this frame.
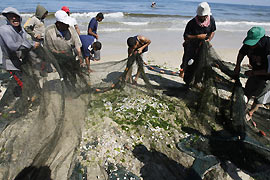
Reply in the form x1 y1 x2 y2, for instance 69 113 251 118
79 35 95 57
87 17 98 36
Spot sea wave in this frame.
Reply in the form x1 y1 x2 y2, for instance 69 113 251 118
99 28 132 32
18 12 125 19
105 12 124 18
121 22 149 26
216 21 270 26
19 13 34 17
124 12 192 19
71 12 99 18
72 12 125 18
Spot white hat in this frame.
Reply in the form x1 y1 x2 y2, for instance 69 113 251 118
196 2 211 16
55 10 70 25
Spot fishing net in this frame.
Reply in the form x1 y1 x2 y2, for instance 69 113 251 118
0 42 156 179
0 39 269 179
177 40 270 179
0 44 91 179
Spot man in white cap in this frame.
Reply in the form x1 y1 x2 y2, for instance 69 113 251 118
184 2 216 42
179 2 216 87
0 7 34 97
44 10 83 84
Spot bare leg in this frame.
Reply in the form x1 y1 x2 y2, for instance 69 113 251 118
133 68 141 84
249 102 262 117
125 68 133 83
246 100 262 121
85 56 93 73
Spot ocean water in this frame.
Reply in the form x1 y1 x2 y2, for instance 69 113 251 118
0 0 270 61
1 0 270 34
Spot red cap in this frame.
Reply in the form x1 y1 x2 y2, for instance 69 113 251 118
61 6 70 13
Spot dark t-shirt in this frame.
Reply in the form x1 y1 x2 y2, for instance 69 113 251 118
239 36 270 71
183 15 216 39
79 35 95 57
87 17 98 35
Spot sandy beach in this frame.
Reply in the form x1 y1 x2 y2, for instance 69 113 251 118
98 29 249 68
92 28 251 87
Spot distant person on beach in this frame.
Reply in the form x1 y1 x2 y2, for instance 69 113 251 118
61 6 81 35
44 10 83 83
79 35 102 73
233 26 270 122
151 2 156 8
125 35 151 84
87 12 104 40
0 7 33 97
179 2 216 87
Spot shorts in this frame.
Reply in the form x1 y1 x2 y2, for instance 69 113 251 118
244 76 270 104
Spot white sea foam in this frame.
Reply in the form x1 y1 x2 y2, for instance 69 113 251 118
216 21 270 27
167 27 185 31
121 22 149 26
100 28 132 32
105 12 124 18
20 13 34 17
71 12 98 18
70 12 124 18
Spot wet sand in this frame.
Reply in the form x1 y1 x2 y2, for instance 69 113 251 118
98 29 250 70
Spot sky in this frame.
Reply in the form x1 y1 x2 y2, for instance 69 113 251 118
187 0 270 6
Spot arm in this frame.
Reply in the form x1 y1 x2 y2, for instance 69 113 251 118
72 18 80 35
137 35 151 54
206 31 215 42
185 34 207 41
128 47 134 57
0 29 31 52
71 28 83 63
44 30 57 53
183 20 207 41
74 25 80 35
24 17 42 40
76 47 83 65
24 17 36 38
87 18 98 39
234 53 245 76
88 28 98 39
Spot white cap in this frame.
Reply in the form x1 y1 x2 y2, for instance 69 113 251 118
55 10 71 25
196 2 211 16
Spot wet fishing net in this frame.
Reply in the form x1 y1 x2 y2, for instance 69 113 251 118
0 42 155 179
0 44 91 179
88 52 153 93
177 40 270 179
0 39 269 180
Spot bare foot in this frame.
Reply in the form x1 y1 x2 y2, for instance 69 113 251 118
179 69 184 78
245 112 252 121
132 80 137 85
